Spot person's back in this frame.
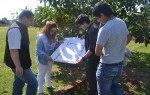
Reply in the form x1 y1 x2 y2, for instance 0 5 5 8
99 17 128 64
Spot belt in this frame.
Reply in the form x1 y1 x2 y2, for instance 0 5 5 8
102 61 123 66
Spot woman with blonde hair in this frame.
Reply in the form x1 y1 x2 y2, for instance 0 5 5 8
36 21 60 95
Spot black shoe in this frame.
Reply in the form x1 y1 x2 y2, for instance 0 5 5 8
47 86 55 90
47 86 55 94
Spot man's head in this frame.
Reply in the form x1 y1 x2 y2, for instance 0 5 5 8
75 13 90 30
19 10 34 27
92 1 113 24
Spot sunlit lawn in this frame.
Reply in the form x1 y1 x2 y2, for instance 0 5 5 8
0 26 85 95
0 26 150 95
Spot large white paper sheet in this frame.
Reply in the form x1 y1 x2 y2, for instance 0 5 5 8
51 37 85 64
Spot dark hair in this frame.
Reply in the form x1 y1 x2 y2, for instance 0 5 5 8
75 13 90 25
19 10 34 20
93 1 112 17
42 21 57 40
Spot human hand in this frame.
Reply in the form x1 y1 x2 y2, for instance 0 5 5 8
77 58 84 64
16 66 23 76
58 40 64 44
80 35 85 39
45 55 53 61
48 56 53 61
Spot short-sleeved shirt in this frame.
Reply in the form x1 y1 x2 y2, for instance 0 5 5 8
8 28 21 49
96 17 129 64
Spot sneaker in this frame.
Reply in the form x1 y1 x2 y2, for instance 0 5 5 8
47 86 55 94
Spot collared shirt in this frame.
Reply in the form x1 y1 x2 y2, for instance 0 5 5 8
36 33 59 65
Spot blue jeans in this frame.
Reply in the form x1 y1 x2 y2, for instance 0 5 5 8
111 83 123 95
96 63 123 95
12 68 38 95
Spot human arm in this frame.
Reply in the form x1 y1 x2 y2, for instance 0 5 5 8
126 34 132 45
95 44 103 56
36 35 52 61
77 28 99 64
10 49 23 76
77 50 92 64
8 28 23 76
95 27 108 56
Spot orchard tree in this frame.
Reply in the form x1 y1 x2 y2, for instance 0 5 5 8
34 0 150 46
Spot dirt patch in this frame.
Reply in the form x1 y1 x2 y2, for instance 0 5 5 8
122 64 150 84
120 64 150 95
55 63 150 95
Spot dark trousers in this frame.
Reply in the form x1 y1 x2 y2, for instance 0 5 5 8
86 56 100 95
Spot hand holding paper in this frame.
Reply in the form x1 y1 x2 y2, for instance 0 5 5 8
51 37 85 64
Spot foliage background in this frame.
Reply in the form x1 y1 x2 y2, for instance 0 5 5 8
34 0 150 46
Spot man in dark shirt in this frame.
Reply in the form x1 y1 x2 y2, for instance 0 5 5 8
75 13 100 95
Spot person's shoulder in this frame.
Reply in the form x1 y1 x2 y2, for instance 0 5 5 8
93 24 99 29
8 28 20 34
37 32 44 37
37 33 46 39
7 28 21 39
9 27 20 31
115 17 125 23
90 23 99 32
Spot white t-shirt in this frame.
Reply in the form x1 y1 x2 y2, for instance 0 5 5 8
8 28 21 49
96 17 129 64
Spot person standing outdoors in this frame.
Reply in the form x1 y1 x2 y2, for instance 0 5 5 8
75 14 100 95
4 10 38 95
36 21 60 95
93 1 132 95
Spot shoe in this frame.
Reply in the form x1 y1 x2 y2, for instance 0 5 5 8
38 92 47 95
47 86 55 94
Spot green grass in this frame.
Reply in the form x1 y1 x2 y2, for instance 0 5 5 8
0 26 85 95
0 26 150 95
127 42 150 73
64 42 150 95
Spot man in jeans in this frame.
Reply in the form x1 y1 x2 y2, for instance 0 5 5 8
75 13 100 95
4 10 38 95
93 1 131 95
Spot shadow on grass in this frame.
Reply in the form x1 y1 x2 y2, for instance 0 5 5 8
49 51 150 95
51 62 86 86
129 51 150 73
120 51 150 95
51 63 85 95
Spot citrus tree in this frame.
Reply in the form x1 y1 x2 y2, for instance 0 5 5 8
34 0 150 46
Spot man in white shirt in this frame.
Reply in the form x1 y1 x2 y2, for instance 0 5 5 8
4 10 38 95
93 1 131 95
